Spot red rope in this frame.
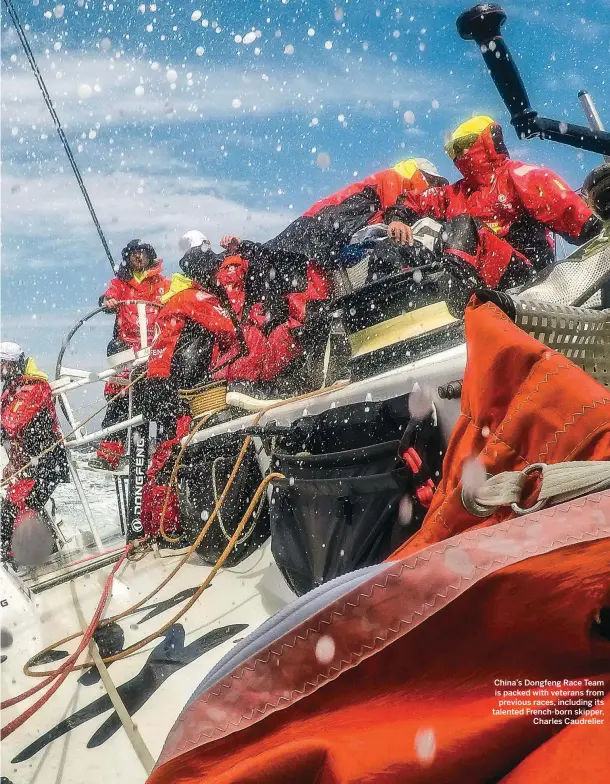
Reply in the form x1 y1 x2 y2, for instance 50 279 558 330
0 545 133 738
402 447 422 474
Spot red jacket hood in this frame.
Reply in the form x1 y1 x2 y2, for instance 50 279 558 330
216 255 248 290
453 125 510 188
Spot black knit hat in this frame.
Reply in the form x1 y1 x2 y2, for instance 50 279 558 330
121 239 157 267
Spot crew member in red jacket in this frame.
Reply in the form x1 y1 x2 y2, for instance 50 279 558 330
146 252 239 392
384 116 602 291
215 252 330 386
221 158 447 269
139 248 252 542
139 245 330 539
214 159 443 396
90 240 170 471
302 157 447 228
1 343 69 564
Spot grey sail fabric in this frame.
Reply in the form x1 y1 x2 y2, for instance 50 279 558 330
516 224 610 308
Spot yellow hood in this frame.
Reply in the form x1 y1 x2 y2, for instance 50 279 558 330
161 273 194 304
24 357 48 381
449 115 495 143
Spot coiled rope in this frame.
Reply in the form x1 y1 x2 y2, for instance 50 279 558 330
18 382 348 679
179 380 228 419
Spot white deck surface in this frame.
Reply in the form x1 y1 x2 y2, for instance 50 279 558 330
1 540 289 783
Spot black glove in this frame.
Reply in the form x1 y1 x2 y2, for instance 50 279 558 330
440 254 485 315
474 289 517 321
136 377 181 427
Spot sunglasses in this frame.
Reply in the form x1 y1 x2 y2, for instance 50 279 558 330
444 132 479 161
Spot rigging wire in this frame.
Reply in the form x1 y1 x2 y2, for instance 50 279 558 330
3 0 117 273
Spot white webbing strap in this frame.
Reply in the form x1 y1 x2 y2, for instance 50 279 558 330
71 581 155 775
465 461 610 517
137 303 148 350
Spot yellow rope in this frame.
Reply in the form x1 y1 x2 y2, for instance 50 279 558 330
158 410 224 543
179 381 227 419
24 381 348 678
25 472 283 675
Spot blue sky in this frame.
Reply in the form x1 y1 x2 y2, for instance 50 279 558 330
2 0 609 380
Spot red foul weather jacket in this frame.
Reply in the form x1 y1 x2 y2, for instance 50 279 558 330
1 360 69 509
212 255 331 382
148 255 331 385
386 126 600 274
101 262 170 352
266 163 445 266
304 165 440 225
216 254 330 330
147 276 237 382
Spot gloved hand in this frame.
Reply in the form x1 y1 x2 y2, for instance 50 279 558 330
136 377 180 426
440 254 486 315
474 289 517 321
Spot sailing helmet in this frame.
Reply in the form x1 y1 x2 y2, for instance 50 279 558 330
121 239 157 267
179 230 211 254
0 341 26 384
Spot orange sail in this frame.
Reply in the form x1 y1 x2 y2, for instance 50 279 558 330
148 300 610 784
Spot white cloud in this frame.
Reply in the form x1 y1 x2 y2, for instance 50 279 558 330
1 49 454 280
0 33 459 371
0 313 77 330
2 51 456 134
1 167 293 276
0 312 101 378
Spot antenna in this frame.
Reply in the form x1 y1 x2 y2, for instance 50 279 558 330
579 91 610 163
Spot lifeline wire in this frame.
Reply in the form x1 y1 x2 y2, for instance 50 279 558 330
3 0 117 273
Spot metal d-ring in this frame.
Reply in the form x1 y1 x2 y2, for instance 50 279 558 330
510 463 548 516
461 473 498 518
